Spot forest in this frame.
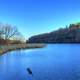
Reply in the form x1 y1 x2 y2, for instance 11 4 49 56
28 23 80 43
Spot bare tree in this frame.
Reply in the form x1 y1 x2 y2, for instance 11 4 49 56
12 32 25 42
1 24 19 40
0 23 25 44
0 23 4 39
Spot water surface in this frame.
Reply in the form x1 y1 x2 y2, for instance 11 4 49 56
0 44 80 80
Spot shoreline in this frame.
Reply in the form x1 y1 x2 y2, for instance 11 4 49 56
0 44 46 55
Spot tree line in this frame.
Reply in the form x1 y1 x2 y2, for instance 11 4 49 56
28 23 80 43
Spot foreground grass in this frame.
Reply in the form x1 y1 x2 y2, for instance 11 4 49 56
0 44 46 55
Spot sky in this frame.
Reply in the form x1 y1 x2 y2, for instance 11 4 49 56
0 0 80 38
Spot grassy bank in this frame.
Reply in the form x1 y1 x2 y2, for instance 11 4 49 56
0 44 46 55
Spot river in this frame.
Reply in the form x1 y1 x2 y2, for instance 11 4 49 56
0 44 80 80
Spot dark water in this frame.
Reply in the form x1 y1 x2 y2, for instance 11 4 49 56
0 44 80 80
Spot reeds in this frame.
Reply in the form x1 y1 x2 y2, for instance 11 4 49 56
0 43 46 55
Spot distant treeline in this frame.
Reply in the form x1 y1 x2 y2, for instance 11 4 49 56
28 23 80 43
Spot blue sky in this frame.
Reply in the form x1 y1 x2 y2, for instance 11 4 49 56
0 0 80 38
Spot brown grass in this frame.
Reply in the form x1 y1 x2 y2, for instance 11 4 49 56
0 43 46 55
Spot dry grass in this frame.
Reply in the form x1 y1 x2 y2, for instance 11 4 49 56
0 43 46 55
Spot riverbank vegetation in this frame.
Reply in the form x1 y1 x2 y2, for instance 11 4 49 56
0 23 45 55
0 44 45 55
